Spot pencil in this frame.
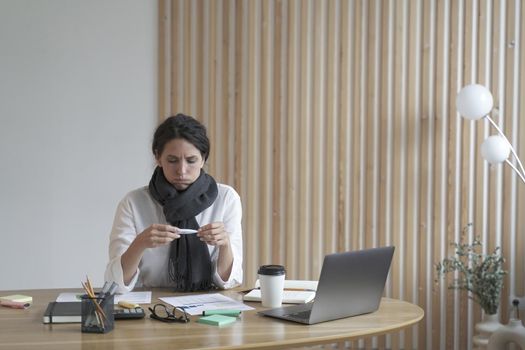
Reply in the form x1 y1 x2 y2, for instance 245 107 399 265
284 288 315 291
81 281 107 323
81 281 103 327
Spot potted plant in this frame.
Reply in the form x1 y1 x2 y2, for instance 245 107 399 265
436 224 507 346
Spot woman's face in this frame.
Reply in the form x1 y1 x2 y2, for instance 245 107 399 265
156 138 205 191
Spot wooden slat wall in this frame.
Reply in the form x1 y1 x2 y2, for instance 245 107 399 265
159 0 525 349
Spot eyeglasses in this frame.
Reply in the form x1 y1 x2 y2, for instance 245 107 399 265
148 304 190 323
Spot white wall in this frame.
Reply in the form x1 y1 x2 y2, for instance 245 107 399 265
0 0 157 290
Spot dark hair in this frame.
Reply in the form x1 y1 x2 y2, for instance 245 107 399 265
152 113 210 161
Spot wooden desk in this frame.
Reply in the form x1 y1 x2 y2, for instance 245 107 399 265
0 288 423 349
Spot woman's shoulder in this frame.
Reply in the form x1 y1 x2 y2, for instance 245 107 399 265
117 186 161 216
217 183 239 196
120 186 153 205
216 183 241 203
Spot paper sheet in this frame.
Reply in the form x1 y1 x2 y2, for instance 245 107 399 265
56 291 152 304
159 293 254 316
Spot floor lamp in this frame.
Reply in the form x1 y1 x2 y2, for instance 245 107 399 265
457 84 525 348
456 84 525 183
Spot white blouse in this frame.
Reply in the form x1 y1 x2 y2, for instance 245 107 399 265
104 184 243 294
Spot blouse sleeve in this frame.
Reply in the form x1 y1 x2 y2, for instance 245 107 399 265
104 197 140 294
211 187 243 289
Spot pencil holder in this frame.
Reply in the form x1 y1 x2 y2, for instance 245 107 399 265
81 293 114 333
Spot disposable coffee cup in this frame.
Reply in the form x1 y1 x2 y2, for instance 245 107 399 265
258 265 286 308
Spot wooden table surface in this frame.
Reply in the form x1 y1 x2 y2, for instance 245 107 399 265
0 288 424 350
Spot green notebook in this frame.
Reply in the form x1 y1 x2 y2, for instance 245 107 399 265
197 314 237 326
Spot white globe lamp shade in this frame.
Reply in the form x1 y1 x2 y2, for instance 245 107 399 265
456 84 494 120
480 135 510 164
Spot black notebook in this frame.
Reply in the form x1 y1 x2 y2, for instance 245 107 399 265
42 302 81 323
42 301 144 323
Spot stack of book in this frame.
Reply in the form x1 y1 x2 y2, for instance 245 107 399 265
242 280 317 304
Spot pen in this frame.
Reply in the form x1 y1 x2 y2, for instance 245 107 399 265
107 282 119 295
202 309 241 317
0 300 30 309
100 281 110 295
284 288 315 292
181 304 204 308
181 299 224 308
245 287 315 292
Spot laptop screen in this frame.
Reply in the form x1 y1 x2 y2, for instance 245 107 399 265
309 246 395 324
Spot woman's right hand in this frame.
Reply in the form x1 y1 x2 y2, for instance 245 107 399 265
136 224 180 249
121 224 180 285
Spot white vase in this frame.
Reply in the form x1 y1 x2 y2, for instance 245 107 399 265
473 313 502 350
488 319 525 350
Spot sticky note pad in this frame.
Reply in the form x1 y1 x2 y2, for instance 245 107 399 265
0 294 32 304
197 314 237 326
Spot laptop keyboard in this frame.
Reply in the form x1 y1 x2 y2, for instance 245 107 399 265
288 310 311 321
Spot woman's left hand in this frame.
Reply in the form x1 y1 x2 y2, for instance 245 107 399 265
197 222 230 247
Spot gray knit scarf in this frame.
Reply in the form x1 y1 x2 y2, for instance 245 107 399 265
148 167 218 291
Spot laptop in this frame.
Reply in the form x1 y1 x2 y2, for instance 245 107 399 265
258 246 395 325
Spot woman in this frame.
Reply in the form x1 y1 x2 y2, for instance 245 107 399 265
104 114 243 293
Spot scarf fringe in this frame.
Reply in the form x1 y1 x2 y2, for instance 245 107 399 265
168 249 213 292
